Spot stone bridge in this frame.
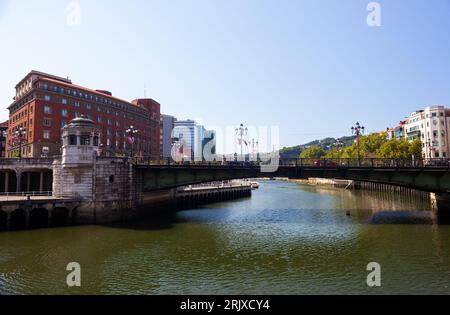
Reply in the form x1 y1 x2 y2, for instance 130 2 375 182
137 161 450 194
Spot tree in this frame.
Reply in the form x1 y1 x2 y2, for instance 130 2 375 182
409 139 423 159
376 139 423 159
299 146 326 159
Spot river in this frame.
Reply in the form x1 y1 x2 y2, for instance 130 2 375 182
0 181 449 295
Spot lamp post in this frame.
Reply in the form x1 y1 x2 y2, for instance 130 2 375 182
351 122 365 166
250 138 259 162
126 125 139 160
15 127 26 158
334 139 344 152
235 123 248 161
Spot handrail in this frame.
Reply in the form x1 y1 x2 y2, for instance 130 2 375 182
129 157 450 170
0 191 53 197
0 157 449 170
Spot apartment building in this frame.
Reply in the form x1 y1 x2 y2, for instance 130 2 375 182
404 106 450 158
7 71 161 158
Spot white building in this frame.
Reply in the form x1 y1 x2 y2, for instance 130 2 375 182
160 114 177 159
172 120 216 161
404 106 450 159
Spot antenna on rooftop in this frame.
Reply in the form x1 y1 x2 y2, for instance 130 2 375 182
144 84 147 98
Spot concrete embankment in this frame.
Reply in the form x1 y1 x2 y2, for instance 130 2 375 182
287 177 431 204
0 181 252 231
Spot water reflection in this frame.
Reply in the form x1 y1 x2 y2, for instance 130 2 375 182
0 181 449 295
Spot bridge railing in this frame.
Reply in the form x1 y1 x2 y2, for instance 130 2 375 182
279 158 450 169
132 157 450 169
0 158 54 166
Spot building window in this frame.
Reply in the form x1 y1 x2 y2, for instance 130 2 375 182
62 109 69 117
86 104 92 110
97 116 102 123
44 106 52 114
69 135 77 145
44 95 51 101
62 99 68 105
107 119 112 125
61 120 67 128
75 112 81 117
43 118 52 127
75 101 80 107
80 135 91 146
43 130 51 139
93 136 99 146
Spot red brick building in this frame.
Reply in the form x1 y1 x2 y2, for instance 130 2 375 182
6 71 160 158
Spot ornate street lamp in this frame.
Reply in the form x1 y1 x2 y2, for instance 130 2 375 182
351 122 365 166
15 127 26 158
235 123 248 161
333 139 344 153
126 125 139 159
250 138 259 162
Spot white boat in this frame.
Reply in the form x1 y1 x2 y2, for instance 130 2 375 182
250 181 260 189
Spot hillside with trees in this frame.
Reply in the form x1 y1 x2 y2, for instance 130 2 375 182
291 132 423 160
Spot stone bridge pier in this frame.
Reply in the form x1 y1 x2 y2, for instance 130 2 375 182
431 193 450 224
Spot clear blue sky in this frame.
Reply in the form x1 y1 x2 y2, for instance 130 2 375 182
1 0 450 148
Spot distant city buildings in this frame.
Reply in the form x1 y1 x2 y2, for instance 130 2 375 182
389 105 450 159
6 70 161 158
160 114 177 159
171 119 216 161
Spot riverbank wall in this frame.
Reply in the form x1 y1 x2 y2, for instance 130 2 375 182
289 177 431 203
0 180 252 231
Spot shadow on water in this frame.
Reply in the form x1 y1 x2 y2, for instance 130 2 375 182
102 210 190 231
369 211 434 225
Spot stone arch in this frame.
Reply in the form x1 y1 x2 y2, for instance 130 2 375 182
52 207 71 226
0 210 7 231
71 207 79 225
20 170 53 193
0 171 17 193
10 209 27 230
30 208 49 229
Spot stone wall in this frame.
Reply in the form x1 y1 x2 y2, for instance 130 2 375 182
52 157 142 224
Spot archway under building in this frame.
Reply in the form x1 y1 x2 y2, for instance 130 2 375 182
10 209 27 230
30 208 49 229
19 171 53 193
0 211 7 231
51 207 71 226
0 171 18 193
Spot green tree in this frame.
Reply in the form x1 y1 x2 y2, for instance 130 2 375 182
376 139 423 159
409 139 423 159
299 146 326 159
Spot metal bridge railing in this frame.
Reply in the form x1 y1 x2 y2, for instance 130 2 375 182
129 157 450 170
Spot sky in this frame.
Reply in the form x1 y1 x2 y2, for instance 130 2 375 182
1 0 450 150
